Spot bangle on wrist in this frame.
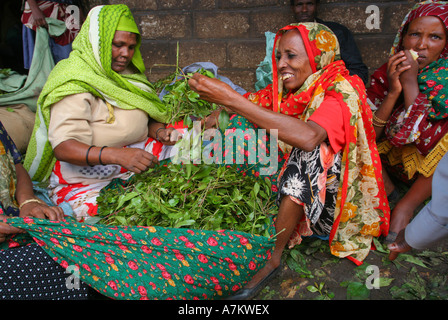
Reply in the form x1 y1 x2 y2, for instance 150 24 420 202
86 145 95 166
155 127 165 140
19 198 43 210
372 112 388 128
99 146 107 165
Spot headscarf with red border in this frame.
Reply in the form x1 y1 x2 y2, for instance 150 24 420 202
369 1 448 155
246 23 390 264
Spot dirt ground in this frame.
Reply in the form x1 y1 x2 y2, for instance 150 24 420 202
253 236 448 301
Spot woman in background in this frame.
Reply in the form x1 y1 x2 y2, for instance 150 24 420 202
367 0 448 242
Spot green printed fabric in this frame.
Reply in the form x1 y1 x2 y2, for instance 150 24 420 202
212 113 287 187
1 217 273 300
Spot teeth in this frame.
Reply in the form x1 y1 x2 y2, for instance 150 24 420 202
281 74 293 81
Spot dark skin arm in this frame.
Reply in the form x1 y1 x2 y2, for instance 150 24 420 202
147 119 182 146
15 163 64 221
188 73 327 151
399 50 420 108
26 0 48 29
52 120 183 172
53 139 159 174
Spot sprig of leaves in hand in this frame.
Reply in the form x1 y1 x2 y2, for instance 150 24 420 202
154 68 229 131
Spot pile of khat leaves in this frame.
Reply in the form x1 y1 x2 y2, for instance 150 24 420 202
96 163 276 238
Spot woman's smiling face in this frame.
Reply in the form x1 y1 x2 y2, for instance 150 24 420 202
276 29 313 92
402 15 447 69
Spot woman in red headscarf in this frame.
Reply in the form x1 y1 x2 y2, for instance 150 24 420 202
367 0 448 243
189 22 389 299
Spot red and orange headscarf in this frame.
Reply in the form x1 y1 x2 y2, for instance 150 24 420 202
246 23 390 264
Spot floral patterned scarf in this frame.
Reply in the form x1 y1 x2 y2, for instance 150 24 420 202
245 23 389 264
369 1 448 155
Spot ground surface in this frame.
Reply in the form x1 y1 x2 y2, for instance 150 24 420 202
253 236 448 301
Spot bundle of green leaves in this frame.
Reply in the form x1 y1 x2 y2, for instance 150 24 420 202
154 68 229 131
96 163 276 237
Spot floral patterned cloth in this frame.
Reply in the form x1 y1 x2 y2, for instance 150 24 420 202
211 113 288 187
1 216 274 300
244 23 390 264
0 121 22 217
367 1 448 157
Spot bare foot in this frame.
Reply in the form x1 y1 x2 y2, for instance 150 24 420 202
244 258 280 289
388 229 412 260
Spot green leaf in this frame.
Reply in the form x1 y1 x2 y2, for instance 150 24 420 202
376 277 394 288
168 198 180 207
399 254 428 268
253 182 260 197
187 90 200 102
218 109 230 132
346 281 370 300
307 285 319 293
174 219 196 228
116 192 139 209
115 216 127 225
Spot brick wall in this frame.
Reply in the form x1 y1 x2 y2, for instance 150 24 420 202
86 0 420 91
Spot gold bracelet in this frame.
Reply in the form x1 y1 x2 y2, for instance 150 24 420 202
372 112 387 125
19 198 43 210
372 121 386 128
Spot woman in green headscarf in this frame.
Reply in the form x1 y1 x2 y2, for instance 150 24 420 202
24 4 180 221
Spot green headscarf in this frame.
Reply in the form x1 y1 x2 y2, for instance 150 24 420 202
24 4 170 182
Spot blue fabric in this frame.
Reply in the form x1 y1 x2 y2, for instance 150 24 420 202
22 25 72 70
0 121 22 165
22 26 35 70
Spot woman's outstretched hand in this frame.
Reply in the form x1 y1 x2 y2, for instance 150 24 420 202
188 73 237 109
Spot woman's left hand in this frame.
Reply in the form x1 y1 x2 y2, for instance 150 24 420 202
19 200 65 221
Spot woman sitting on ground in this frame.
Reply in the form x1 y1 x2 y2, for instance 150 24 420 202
0 120 92 300
366 0 448 242
189 22 390 299
24 4 179 222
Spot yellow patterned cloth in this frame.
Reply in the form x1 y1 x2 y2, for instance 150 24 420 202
378 132 448 179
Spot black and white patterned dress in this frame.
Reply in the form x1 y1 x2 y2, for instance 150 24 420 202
277 142 342 237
